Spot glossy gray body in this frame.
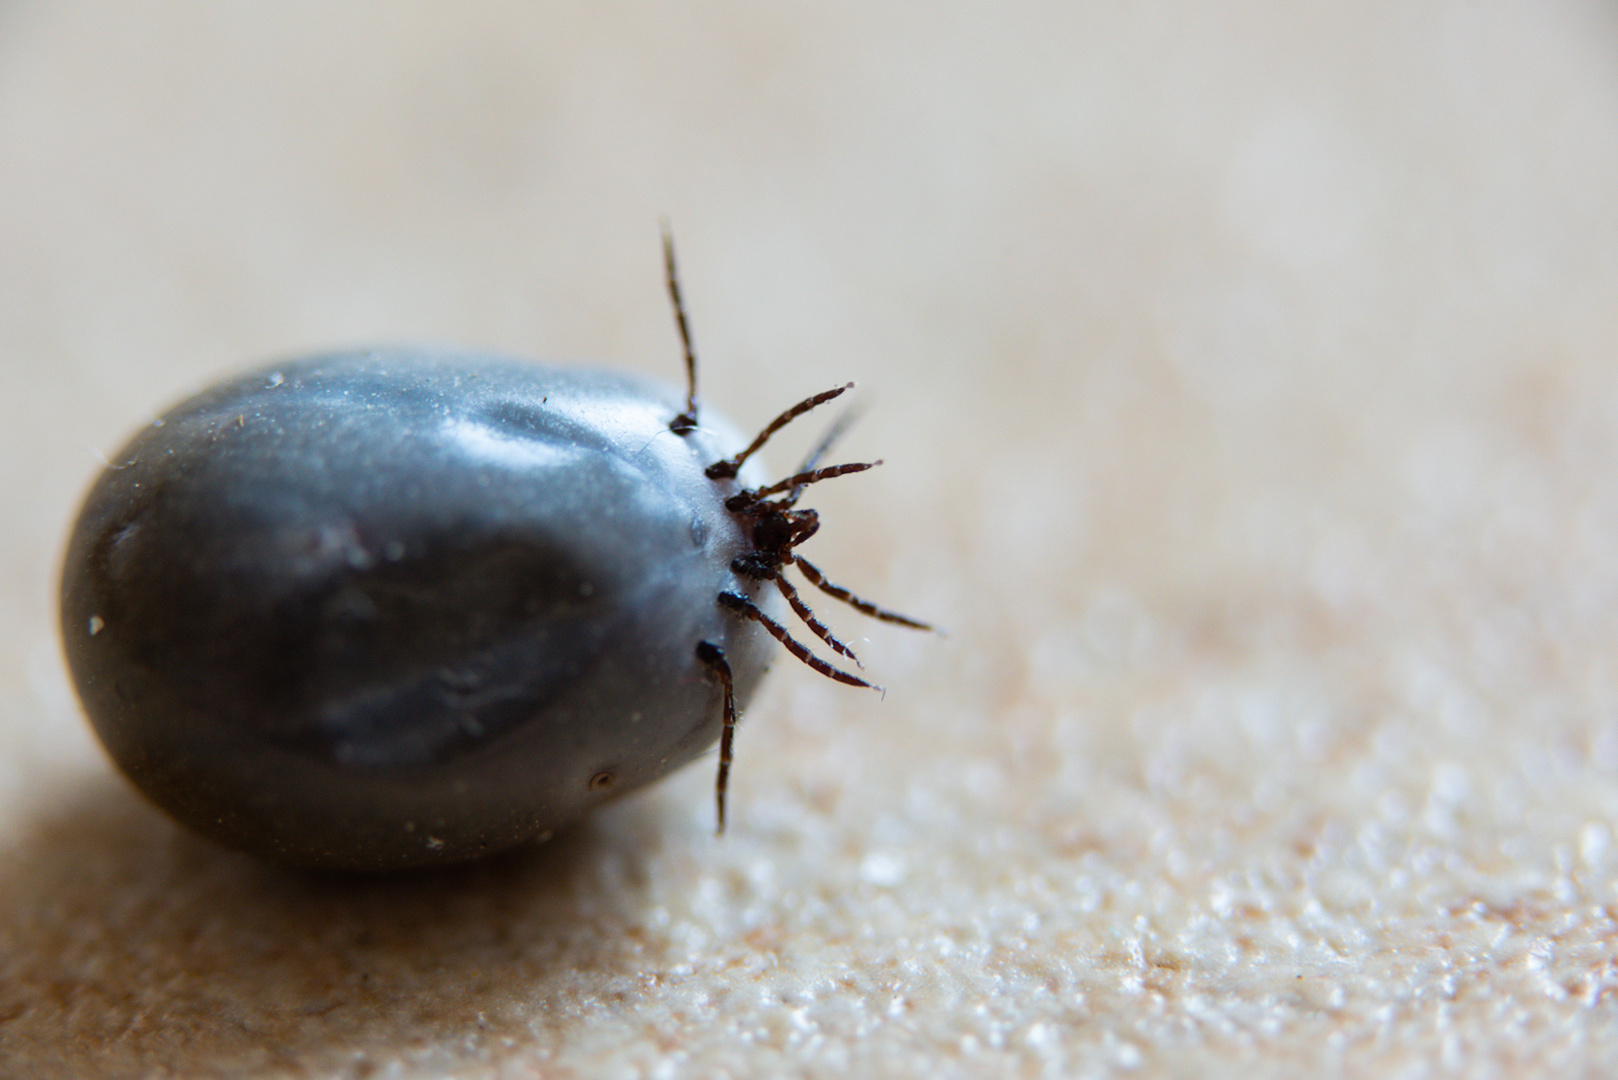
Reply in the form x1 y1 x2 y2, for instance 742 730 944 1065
60 350 775 869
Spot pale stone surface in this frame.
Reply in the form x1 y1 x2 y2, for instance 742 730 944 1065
2 3 1617 1077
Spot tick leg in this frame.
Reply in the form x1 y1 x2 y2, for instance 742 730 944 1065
662 224 701 433
696 641 736 835
796 405 862 474
718 591 880 691
705 383 854 480
725 461 881 513
791 555 937 632
788 404 863 503
773 572 862 667
750 460 880 502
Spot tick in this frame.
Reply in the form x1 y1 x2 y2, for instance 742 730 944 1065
59 232 931 869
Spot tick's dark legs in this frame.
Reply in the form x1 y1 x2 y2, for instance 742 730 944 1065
661 224 701 434
696 640 736 835
771 571 862 666
699 358 940 835
791 555 937 632
718 591 879 691
732 460 881 509
706 383 855 480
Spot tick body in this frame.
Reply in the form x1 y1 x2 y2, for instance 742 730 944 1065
61 354 777 867
60 239 930 870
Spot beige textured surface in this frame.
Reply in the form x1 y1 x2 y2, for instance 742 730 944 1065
3 3 1618 1077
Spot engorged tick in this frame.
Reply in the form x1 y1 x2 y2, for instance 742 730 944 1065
57 229 932 869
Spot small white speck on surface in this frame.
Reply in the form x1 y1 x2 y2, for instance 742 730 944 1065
86 616 103 636
858 852 906 888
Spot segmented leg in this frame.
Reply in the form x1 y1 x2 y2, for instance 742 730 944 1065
695 641 735 835
789 405 863 503
717 591 879 691
727 461 881 512
773 572 862 666
661 224 700 433
791 555 936 632
705 383 854 480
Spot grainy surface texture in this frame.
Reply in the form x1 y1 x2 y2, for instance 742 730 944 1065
3 3 1617 1078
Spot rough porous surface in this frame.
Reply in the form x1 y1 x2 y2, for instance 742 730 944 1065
2 3 1616 1077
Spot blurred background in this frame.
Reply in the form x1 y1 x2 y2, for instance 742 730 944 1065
3 3 1618 1076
